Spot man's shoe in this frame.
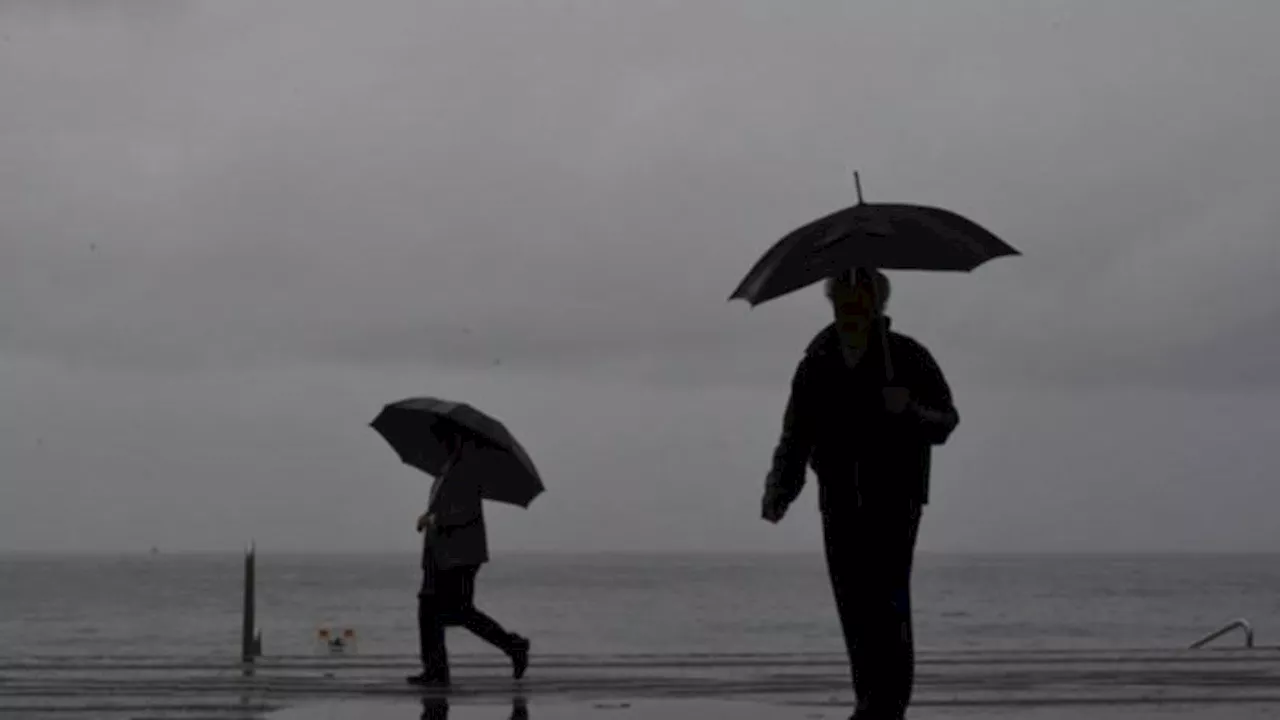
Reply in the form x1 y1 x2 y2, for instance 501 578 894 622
509 636 531 680
849 707 902 720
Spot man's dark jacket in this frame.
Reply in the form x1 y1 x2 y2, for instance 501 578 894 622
767 318 959 513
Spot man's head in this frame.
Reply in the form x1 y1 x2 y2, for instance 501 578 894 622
824 268 889 343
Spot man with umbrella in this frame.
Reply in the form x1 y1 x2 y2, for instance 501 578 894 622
762 267 957 719
731 186 1018 719
371 397 540 689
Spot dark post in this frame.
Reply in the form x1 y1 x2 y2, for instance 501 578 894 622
241 542 257 674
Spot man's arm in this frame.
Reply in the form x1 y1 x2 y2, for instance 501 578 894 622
763 357 817 517
902 341 959 445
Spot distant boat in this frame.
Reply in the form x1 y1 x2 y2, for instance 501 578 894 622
150 547 160 556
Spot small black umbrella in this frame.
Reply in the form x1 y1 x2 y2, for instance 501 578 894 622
728 174 1020 307
370 397 545 508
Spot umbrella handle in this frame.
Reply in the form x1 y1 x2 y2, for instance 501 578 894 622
879 319 895 383
856 265 894 382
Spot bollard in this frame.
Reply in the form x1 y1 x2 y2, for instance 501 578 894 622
241 543 258 675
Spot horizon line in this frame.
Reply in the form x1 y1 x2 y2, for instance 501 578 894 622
3 548 1280 557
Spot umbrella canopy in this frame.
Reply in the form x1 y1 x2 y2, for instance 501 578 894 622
728 202 1020 306
370 397 545 508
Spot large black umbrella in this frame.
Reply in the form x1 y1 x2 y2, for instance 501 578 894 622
729 175 1020 379
728 177 1019 307
370 397 545 508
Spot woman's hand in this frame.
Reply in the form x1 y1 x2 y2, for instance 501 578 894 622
416 512 435 533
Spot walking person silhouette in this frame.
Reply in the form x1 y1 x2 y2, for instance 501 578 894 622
762 268 959 720
408 433 531 689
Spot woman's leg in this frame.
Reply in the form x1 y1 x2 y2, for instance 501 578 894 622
416 591 450 680
410 563 451 686
451 565 531 678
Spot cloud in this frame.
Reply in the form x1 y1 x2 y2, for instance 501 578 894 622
4 1 1280 552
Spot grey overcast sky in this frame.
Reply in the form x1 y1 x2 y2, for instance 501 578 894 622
2 1 1278 555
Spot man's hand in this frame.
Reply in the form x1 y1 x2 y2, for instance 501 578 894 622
762 499 785 524
883 386 911 415
415 512 435 533
761 484 787 524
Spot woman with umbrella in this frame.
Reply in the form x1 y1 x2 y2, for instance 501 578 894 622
371 397 540 689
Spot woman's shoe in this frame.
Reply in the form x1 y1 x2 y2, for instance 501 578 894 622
406 671 451 689
509 636 531 680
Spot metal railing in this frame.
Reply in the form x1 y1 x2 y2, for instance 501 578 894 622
1189 618 1254 650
